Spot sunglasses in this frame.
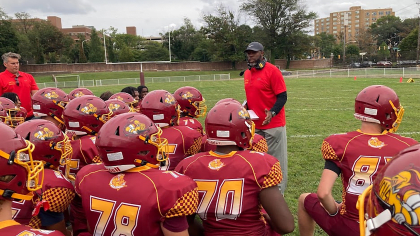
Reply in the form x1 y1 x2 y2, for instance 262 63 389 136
15 74 20 86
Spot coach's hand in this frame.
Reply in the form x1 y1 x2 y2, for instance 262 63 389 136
262 108 272 126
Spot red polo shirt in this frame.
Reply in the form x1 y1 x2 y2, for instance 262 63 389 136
244 62 287 130
0 70 39 117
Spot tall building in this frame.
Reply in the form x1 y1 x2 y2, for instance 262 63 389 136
314 6 395 41
126 26 137 36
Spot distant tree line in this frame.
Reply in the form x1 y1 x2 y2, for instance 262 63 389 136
1 2 419 68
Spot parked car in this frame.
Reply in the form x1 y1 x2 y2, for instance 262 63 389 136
376 61 392 66
350 62 361 68
360 61 374 68
280 70 292 76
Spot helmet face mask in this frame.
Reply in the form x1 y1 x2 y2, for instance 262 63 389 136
15 120 73 169
174 86 207 118
0 123 44 201
96 113 169 173
358 144 420 236
354 85 403 133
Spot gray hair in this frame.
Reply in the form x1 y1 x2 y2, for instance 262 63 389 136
2 52 21 63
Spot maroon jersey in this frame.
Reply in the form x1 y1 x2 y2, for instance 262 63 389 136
0 220 64 236
322 130 418 221
59 135 101 180
160 126 202 171
12 169 75 228
175 150 282 236
178 117 204 135
202 134 268 153
73 163 198 236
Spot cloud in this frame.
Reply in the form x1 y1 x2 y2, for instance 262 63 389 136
2 0 95 15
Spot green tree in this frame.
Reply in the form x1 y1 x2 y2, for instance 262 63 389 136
314 32 336 58
14 12 33 34
118 45 134 62
161 18 204 61
106 37 116 63
377 42 390 60
136 41 169 61
0 16 18 55
201 5 248 66
78 35 87 63
88 28 105 62
241 0 316 65
370 16 403 47
399 28 418 60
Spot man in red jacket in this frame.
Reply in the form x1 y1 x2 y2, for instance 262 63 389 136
0 52 39 119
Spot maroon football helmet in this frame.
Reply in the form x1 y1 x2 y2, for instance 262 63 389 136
32 87 69 130
15 120 72 170
105 99 131 117
0 97 24 128
174 86 207 118
96 113 168 173
68 88 94 100
205 101 255 149
354 85 403 133
63 95 112 135
358 144 420 236
110 92 138 111
0 123 44 201
0 104 8 123
215 98 242 106
140 90 180 127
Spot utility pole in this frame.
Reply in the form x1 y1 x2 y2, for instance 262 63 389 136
343 13 349 64
417 2 420 65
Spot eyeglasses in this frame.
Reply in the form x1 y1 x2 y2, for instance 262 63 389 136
15 74 20 86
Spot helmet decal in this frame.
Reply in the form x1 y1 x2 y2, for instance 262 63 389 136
238 108 250 119
80 103 98 115
181 91 194 99
34 128 54 140
44 91 59 99
108 103 121 112
125 120 146 135
74 91 85 98
164 94 176 105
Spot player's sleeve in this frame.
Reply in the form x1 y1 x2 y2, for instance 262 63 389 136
71 172 89 236
251 134 268 153
321 140 340 161
261 161 282 189
164 176 199 219
185 136 202 156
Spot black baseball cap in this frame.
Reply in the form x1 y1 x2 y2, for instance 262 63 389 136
244 42 264 52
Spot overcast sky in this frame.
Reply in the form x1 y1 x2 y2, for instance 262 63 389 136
1 0 418 37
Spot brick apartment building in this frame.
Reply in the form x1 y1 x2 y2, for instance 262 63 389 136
314 6 395 42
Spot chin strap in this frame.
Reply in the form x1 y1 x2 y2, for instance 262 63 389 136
0 189 34 201
364 209 392 236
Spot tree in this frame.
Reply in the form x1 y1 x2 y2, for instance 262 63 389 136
377 42 390 60
88 28 105 62
314 32 336 58
14 12 33 34
399 28 418 60
0 16 18 55
118 45 134 62
136 41 169 61
241 0 316 65
356 27 376 59
202 5 250 65
346 44 360 62
161 18 204 61
370 16 403 47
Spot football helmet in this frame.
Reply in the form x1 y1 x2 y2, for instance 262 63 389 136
358 144 420 236
105 99 131 117
215 98 242 106
0 97 24 128
63 95 112 135
68 88 94 100
110 92 138 111
15 120 72 170
32 87 69 130
0 104 7 123
140 90 180 127
96 113 168 173
354 85 403 133
0 123 44 201
205 101 255 149
174 86 207 117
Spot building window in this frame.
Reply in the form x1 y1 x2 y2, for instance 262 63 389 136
372 17 376 21
333 30 337 34
348 29 352 32
355 20 359 23
379 11 384 15
386 11 391 15
333 13 337 16
355 11 359 14
341 12 344 15
366 12 370 16
333 26 337 29
372 12 377 15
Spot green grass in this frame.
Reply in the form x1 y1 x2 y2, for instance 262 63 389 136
57 76 420 235
34 70 243 83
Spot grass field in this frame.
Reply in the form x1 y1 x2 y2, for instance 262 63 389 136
55 75 420 235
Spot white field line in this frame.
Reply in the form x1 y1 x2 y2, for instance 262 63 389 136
291 131 420 138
